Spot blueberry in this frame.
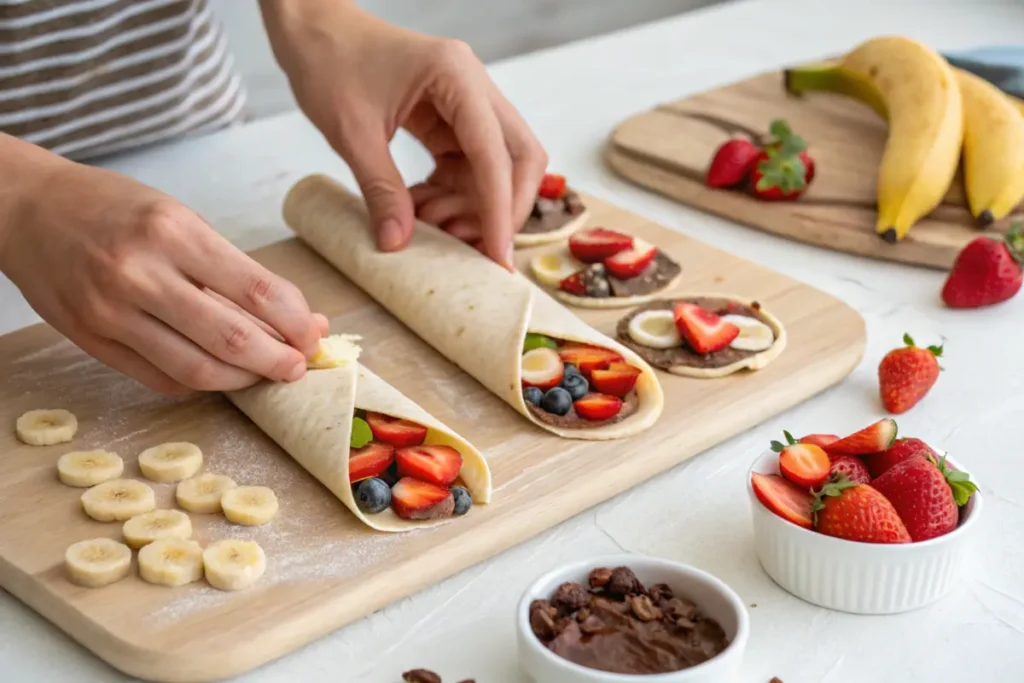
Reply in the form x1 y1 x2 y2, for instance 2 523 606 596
523 386 544 406
541 387 573 416
354 478 391 514
451 486 473 516
563 363 581 378
561 373 589 401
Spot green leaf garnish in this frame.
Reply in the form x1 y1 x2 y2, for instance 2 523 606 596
523 333 558 353
350 417 373 449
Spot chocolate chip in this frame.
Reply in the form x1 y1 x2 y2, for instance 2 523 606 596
583 264 611 298
751 300 762 311
402 670 441 683
606 566 643 598
529 600 559 639
552 581 589 613
565 192 585 215
664 597 698 623
629 594 664 622
648 583 674 603
589 567 613 589
530 202 543 219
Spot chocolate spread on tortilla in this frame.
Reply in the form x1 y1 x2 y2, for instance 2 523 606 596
522 189 586 234
527 389 639 428
617 297 775 370
607 251 682 298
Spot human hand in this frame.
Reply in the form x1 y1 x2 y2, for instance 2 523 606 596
0 137 327 394
261 0 548 268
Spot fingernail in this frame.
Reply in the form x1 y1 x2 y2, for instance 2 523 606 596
503 242 516 272
378 218 403 251
284 361 305 383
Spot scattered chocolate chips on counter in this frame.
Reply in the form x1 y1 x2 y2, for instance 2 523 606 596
401 670 474 683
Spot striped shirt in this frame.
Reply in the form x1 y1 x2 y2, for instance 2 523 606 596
0 0 248 160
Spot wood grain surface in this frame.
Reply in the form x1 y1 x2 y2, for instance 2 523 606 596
606 70 1023 270
0 194 865 682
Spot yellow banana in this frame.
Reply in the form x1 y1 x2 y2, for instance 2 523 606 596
785 36 963 242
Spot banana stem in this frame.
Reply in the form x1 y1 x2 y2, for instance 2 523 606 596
784 63 889 120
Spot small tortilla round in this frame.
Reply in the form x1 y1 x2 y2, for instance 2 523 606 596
514 210 589 248
552 267 683 309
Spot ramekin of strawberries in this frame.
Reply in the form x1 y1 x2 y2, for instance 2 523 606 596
746 418 982 615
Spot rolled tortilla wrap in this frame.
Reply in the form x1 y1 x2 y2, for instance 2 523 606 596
281 174 665 440
227 360 491 532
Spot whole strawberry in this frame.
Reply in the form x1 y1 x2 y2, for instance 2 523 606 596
864 437 938 479
813 479 911 544
706 138 761 189
750 119 815 201
829 455 871 485
871 455 977 542
878 333 943 414
942 221 1024 309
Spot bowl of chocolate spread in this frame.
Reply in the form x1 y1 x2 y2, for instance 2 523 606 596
517 555 749 683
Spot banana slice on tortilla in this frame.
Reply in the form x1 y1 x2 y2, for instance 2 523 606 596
721 314 776 352
627 310 682 349
529 248 584 288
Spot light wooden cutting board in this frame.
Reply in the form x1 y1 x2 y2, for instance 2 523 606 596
606 70 1022 270
0 194 865 682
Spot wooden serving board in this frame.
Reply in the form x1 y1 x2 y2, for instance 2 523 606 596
0 194 865 682
607 70 1022 270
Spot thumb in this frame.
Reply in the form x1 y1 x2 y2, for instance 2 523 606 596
344 128 414 252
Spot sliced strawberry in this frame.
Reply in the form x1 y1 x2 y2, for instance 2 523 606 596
558 344 623 377
568 228 634 263
590 363 641 398
573 393 623 421
559 271 587 295
396 445 463 487
349 441 395 483
751 472 813 529
777 443 831 489
798 433 840 449
673 302 740 354
825 418 898 456
365 412 427 448
521 347 565 389
390 477 455 520
604 241 657 280
538 173 567 200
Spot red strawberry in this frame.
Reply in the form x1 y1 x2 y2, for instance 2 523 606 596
751 472 813 529
603 241 657 280
538 173 567 200
706 138 761 189
864 437 938 479
871 455 977 542
390 477 455 520
559 271 586 295
771 431 830 489
942 221 1023 308
521 347 564 390
568 228 634 263
366 412 427 448
798 433 840 448
349 441 395 483
558 344 622 377
878 334 942 414
750 119 814 201
829 455 871 485
573 393 623 421
813 480 911 544
825 418 898 456
396 445 463 487
590 362 641 398
672 302 740 354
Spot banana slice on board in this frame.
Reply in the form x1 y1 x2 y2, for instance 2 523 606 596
530 248 585 288
721 314 776 352
176 473 237 514
627 310 682 349
81 479 156 522
138 538 204 587
57 450 124 488
138 442 203 483
16 409 78 446
203 539 267 591
65 538 132 588
122 509 192 549
221 486 278 526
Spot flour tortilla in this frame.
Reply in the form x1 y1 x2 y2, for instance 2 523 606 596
282 174 664 440
552 266 684 310
227 362 491 532
513 210 589 248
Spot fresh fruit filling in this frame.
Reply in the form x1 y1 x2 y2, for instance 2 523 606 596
348 412 473 521
522 173 587 235
520 334 642 426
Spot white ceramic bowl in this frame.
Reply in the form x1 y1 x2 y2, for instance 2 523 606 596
516 555 749 683
747 448 982 615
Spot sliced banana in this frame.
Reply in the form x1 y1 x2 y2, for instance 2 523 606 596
176 473 237 514
138 442 203 483
627 310 682 349
203 539 267 591
138 538 204 587
57 450 124 488
221 486 278 526
65 538 132 588
308 333 362 369
530 248 585 288
721 314 776 352
122 509 192 549
16 409 78 446
81 479 156 522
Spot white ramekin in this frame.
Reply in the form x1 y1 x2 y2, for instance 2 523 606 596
747 447 982 615
516 554 750 683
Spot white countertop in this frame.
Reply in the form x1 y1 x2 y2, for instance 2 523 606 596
3 0 1024 681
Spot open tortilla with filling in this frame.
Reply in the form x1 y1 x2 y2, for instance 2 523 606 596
227 340 491 532
281 174 665 440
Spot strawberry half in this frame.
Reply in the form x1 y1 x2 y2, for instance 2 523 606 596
558 344 623 377
573 393 623 421
672 302 740 354
590 362 641 398
706 138 761 189
771 431 830 489
603 240 657 280
798 433 840 449
825 418 898 456
521 347 565 389
813 480 911 544
396 445 463 487
538 173 567 200
390 477 455 520
750 472 813 529
349 441 395 483
366 412 427 448
568 228 634 263
559 271 587 295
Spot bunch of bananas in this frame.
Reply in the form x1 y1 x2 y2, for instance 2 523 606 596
785 36 1024 242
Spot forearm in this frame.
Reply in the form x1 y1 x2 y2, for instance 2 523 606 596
0 134 66 274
